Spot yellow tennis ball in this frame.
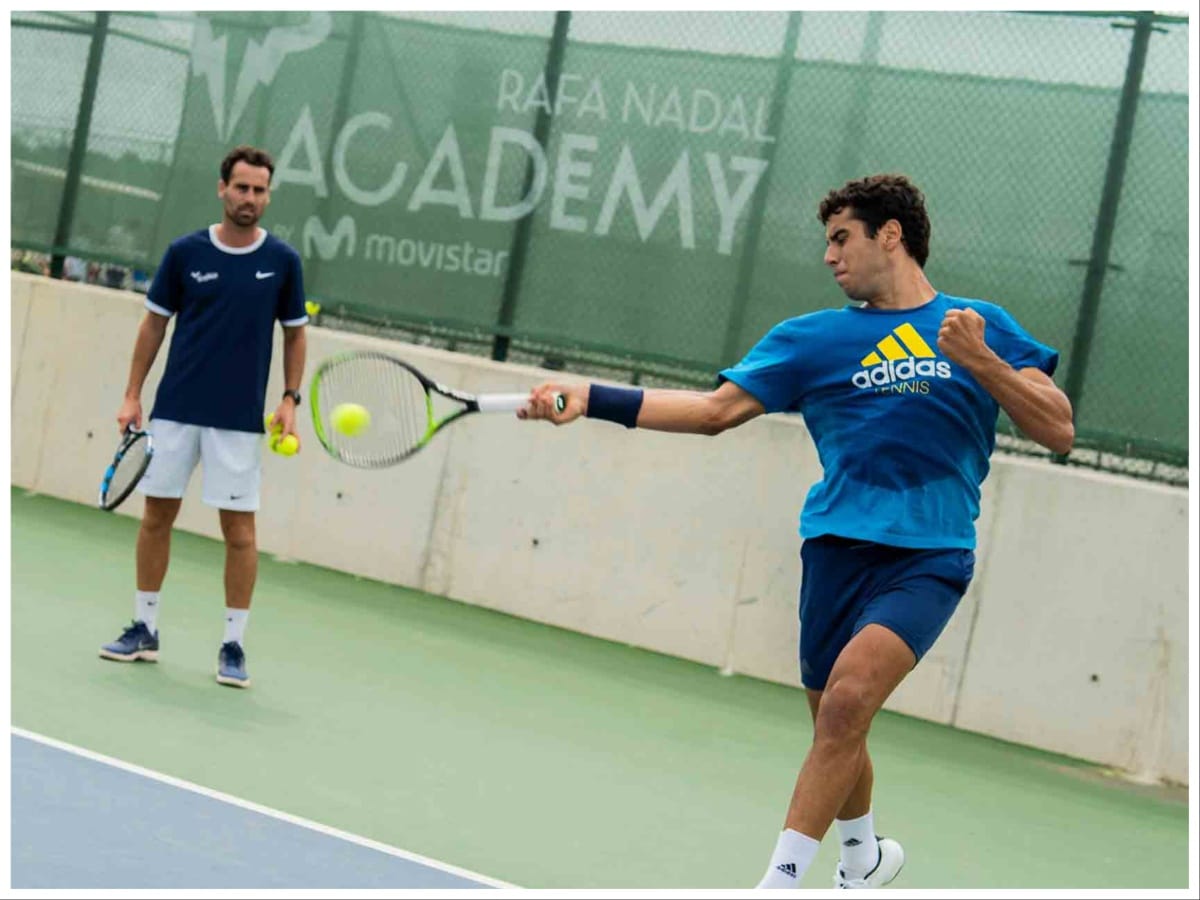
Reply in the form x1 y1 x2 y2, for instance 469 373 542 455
275 434 300 456
264 412 282 435
331 402 371 436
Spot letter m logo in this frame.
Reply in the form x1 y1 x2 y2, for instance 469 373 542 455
303 215 356 261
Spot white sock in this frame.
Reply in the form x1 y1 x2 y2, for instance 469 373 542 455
756 828 819 889
835 810 879 877
135 591 160 633
223 608 249 645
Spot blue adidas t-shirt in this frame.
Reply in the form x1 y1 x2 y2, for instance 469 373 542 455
719 292 1058 550
147 226 308 434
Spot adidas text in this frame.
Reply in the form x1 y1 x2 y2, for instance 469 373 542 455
852 357 951 389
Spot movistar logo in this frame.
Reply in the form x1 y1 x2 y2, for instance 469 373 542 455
852 322 951 391
303 215 357 260
186 12 333 142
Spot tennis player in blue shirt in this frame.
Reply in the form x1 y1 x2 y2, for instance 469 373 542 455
100 145 309 689
521 174 1074 888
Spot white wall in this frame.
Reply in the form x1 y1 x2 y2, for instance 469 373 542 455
9 273 1189 785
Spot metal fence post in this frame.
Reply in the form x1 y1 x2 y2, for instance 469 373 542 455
50 12 110 278
491 11 572 363
1058 11 1156 458
718 12 802 367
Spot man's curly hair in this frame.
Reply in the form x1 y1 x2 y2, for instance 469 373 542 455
818 174 931 267
220 145 275 184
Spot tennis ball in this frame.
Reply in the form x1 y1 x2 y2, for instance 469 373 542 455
274 433 300 456
331 402 371 436
264 412 282 435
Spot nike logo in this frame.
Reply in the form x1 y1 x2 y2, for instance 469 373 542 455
255 271 275 280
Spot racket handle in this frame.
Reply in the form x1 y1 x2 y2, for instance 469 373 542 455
476 392 567 413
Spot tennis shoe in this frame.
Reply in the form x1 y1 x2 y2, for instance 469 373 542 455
99 620 159 662
835 836 904 889
216 641 251 688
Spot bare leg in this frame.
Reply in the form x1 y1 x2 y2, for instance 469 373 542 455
218 509 257 610
784 624 914 839
805 689 874 820
136 497 182 591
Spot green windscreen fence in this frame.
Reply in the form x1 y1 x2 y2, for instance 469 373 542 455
10 11 1190 483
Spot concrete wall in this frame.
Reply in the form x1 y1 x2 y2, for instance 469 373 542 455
9 273 1190 785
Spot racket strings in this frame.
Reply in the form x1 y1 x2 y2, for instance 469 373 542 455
104 437 150 503
317 356 431 466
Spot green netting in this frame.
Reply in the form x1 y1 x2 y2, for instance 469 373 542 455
9 10 1190 480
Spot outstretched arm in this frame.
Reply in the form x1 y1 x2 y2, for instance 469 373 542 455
938 308 1075 455
521 378 765 436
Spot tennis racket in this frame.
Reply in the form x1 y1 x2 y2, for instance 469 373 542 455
310 351 564 469
98 426 154 511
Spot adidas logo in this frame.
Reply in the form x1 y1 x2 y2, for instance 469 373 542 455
843 838 862 847
775 863 797 879
851 321 951 390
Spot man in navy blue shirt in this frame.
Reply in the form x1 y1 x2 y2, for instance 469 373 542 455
520 175 1074 888
100 145 309 689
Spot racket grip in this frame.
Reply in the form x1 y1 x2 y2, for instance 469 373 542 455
477 393 534 413
476 392 567 413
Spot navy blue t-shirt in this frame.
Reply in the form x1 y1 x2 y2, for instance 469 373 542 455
719 292 1058 550
147 226 307 433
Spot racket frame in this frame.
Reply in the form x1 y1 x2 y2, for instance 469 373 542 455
310 350 560 468
98 427 154 511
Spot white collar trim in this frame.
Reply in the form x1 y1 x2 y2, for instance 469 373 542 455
208 224 268 255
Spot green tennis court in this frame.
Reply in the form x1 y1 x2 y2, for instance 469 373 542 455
9 488 1188 888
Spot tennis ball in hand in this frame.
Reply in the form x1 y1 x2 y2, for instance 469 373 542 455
264 412 282 435
331 402 371 436
273 434 300 456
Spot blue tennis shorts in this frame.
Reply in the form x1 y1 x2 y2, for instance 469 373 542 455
798 535 975 691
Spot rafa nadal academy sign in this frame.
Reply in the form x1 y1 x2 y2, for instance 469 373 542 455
187 13 775 278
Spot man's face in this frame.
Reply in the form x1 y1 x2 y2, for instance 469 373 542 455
823 207 889 302
218 161 271 228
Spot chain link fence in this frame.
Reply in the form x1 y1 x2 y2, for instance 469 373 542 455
10 10 1190 484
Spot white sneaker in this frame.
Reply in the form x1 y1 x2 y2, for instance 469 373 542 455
835 836 904 889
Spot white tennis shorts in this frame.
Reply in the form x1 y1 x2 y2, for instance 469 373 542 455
138 418 263 512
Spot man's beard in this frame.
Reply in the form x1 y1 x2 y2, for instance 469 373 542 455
230 205 259 227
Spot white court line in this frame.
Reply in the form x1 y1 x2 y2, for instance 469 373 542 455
12 726 518 890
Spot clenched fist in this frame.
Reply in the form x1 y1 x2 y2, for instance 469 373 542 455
937 308 995 370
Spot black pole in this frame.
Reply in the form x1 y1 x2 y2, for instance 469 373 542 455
1058 12 1155 455
491 11 571 363
718 12 802 367
50 12 110 278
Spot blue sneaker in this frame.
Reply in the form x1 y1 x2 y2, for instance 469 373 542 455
99 620 159 662
216 641 251 688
